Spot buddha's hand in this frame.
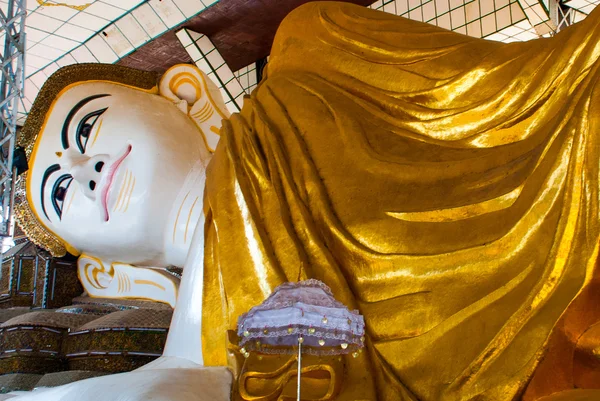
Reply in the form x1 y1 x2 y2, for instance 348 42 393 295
77 256 180 308
7 365 232 401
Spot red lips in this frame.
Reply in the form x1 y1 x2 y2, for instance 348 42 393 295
100 144 132 221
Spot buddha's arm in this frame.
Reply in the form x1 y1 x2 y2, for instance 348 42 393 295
9 365 231 401
161 205 206 364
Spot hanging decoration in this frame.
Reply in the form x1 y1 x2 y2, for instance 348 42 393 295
237 279 365 400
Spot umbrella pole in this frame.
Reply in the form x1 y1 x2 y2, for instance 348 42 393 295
297 336 302 401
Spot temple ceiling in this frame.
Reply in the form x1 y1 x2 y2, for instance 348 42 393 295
6 0 599 124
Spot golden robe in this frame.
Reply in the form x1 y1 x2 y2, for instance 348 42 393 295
202 2 600 400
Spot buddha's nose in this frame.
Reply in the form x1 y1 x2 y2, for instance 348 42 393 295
68 152 109 201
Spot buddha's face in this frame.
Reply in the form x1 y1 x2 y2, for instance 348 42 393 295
27 82 211 265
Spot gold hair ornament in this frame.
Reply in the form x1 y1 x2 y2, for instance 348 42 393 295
15 63 160 257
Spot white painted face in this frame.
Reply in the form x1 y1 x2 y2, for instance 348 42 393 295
27 82 211 265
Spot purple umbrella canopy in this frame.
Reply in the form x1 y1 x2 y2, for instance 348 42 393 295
237 279 365 356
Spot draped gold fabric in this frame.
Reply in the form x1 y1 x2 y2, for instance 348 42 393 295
202 2 600 400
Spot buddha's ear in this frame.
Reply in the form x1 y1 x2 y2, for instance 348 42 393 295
159 64 229 152
159 64 228 114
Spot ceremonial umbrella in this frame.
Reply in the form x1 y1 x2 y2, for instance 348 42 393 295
237 279 365 401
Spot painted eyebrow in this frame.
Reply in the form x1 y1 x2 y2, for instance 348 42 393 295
61 94 110 149
40 164 61 220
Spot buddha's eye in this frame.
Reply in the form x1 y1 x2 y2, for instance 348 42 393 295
76 108 107 153
51 174 73 219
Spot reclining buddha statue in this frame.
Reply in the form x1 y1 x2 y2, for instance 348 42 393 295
9 2 600 400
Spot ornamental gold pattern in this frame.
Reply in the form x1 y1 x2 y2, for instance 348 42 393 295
201 3 600 401
13 174 66 257
15 64 159 257
36 0 91 11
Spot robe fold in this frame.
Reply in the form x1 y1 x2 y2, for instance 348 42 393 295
202 3 600 400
